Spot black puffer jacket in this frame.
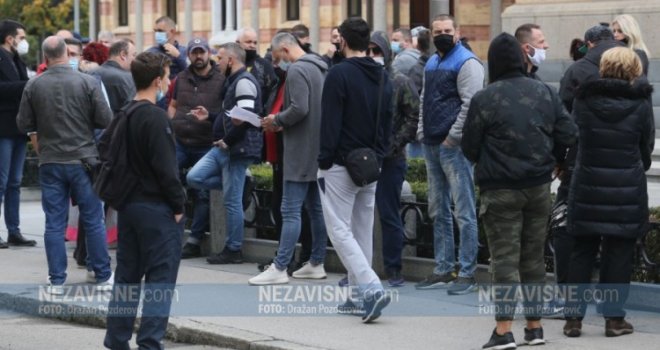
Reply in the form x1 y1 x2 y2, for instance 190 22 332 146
462 33 578 191
568 78 655 239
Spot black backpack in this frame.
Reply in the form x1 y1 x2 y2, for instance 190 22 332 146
93 101 151 210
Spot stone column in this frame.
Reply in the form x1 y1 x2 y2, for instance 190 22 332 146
430 0 450 22
184 0 193 43
310 0 320 51
226 0 235 31
251 0 259 31
373 0 387 32
490 0 502 40
74 0 80 33
89 0 97 41
136 0 144 52
237 0 243 30
212 0 222 34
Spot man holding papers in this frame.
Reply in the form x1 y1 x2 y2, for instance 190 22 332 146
186 42 263 265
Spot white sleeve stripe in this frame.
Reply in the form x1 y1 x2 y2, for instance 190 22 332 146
237 100 255 109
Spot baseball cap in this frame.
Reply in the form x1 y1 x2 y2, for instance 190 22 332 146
187 38 209 54
579 25 614 53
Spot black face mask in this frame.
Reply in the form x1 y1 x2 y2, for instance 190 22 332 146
224 65 232 78
333 42 341 52
245 49 257 63
302 43 312 53
433 34 455 55
620 37 630 45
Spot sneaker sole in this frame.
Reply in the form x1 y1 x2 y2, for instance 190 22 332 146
337 308 365 316
447 284 478 295
362 294 391 324
525 339 546 346
606 329 633 337
292 274 327 279
248 279 289 286
483 342 517 350
415 281 454 290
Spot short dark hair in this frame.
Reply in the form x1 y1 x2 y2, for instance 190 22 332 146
131 52 171 91
109 39 131 57
393 28 412 43
584 25 613 45
64 37 83 51
0 19 25 44
339 17 370 52
433 14 458 28
292 24 310 38
515 23 541 44
417 29 431 54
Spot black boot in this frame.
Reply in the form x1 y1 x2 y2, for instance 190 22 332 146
7 233 36 247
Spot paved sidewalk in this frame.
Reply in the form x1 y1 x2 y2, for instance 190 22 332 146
1 200 659 350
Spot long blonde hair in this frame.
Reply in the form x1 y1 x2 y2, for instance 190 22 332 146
612 14 650 57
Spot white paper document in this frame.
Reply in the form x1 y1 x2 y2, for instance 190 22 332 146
226 106 261 127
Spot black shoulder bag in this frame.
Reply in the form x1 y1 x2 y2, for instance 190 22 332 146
344 71 385 187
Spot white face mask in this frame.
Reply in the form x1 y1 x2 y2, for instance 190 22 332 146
373 57 385 66
528 46 546 67
16 39 29 56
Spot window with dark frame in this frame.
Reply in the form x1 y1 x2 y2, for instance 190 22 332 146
287 0 300 21
348 0 362 17
118 0 128 26
166 0 177 23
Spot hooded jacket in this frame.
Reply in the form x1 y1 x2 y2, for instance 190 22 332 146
274 53 328 182
568 78 654 239
461 33 578 191
318 56 393 170
371 31 420 160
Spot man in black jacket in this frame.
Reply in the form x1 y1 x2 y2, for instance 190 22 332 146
318 18 393 323
236 27 278 116
462 33 577 350
104 51 186 350
0 19 35 248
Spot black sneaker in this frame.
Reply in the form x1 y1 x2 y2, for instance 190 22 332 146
362 290 391 323
605 318 634 337
337 299 365 316
338 275 349 287
447 276 477 295
524 327 545 346
0 237 8 249
206 248 243 264
7 233 36 247
415 272 456 290
181 243 201 259
387 271 405 287
482 328 517 350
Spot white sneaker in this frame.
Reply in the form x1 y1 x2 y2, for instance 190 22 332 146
95 272 114 292
86 270 96 283
292 262 327 279
46 284 65 296
248 264 289 285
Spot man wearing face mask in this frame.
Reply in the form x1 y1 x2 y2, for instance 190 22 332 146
147 16 187 80
17 36 114 295
236 27 278 117
515 24 549 80
368 31 420 287
0 19 35 248
186 43 263 265
391 28 420 76
322 26 344 68
168 37 225 259
415 14 484 295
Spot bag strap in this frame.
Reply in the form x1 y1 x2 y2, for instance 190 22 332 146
373 69 385 148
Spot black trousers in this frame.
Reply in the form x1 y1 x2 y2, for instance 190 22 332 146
564 235 636 320
104 201 183 350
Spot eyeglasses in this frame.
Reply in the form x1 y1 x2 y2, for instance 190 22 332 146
366 47 382 56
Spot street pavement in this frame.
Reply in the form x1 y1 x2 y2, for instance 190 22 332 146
0 200 659 350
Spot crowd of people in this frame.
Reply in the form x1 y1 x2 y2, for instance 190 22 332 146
0 10 654 350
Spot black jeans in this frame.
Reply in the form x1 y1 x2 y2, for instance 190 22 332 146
104 201 183 350
564 235 636 320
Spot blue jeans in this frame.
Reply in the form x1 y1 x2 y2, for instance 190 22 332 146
423 143 478 278
406 141 424 159
0 137 26 235
39 163 111 285
376 157 407 275
186 147 252 251
176 142 212 242
273 180 327 270
105 201 183 350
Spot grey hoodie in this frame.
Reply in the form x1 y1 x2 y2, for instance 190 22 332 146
274 53 328 182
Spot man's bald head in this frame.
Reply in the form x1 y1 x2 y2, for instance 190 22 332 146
237 27 258 50
56 29 73 39
42 36 67 65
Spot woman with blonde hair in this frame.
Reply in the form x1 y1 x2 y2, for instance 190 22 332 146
563 46 654 338
612 14 650 74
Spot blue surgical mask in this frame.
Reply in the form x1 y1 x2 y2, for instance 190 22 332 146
156 87 165 101
278 60 291 72
69 58 79 71
391 42 402 55
155 32 168 45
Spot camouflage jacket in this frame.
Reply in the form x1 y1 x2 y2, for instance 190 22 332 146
386 70 420 160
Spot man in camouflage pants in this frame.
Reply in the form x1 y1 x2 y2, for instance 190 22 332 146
461 33 577 349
